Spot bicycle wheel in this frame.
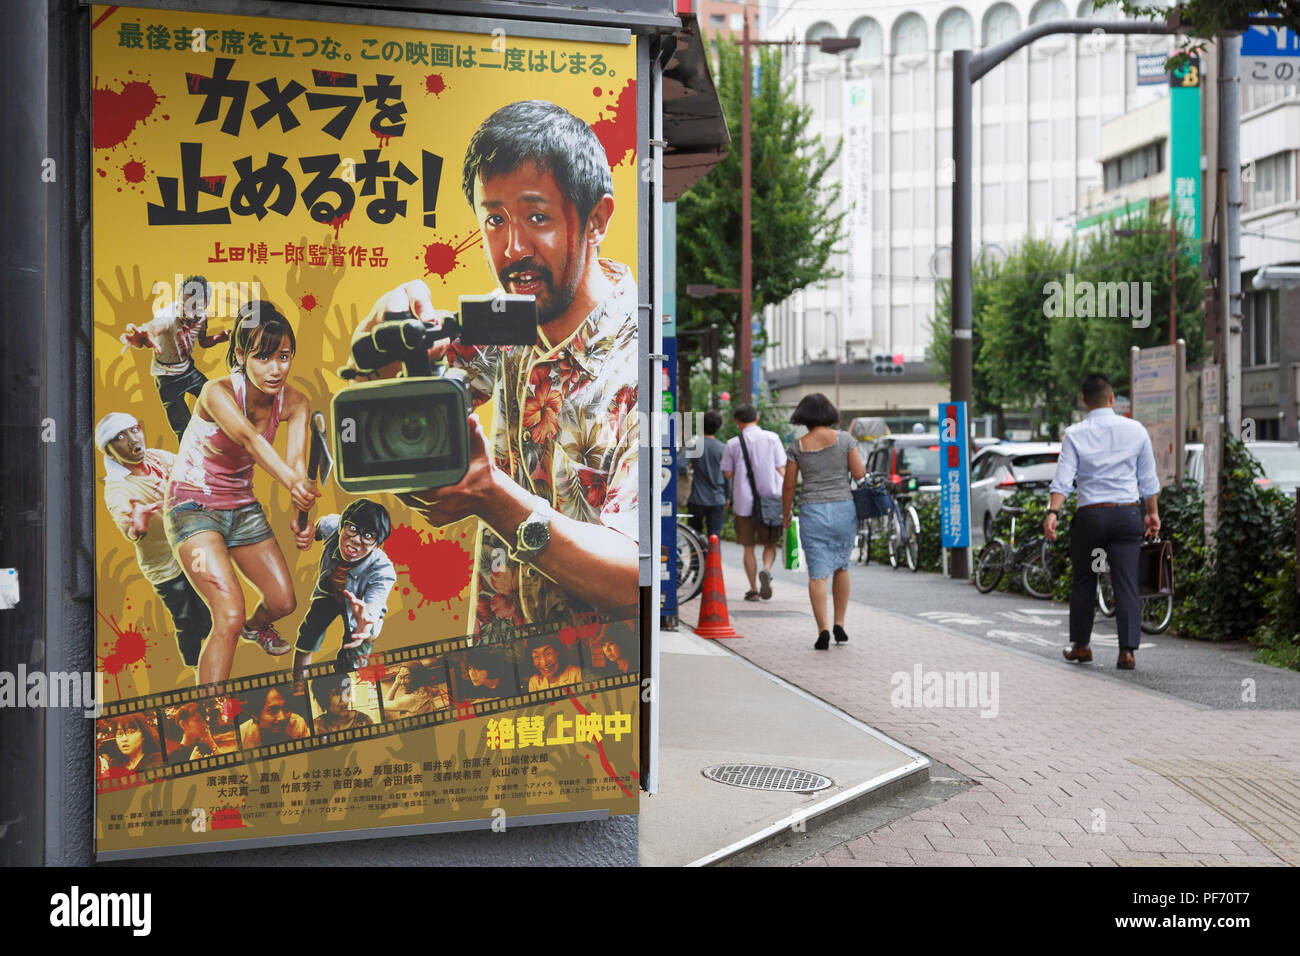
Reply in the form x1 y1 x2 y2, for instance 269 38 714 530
1096 571 1116 617
855 520 873 565
1020 539 1061 599
676 524 707 605
903 506 920 572
974 539 1007 593
887 509 902 569
1141 593 1173 634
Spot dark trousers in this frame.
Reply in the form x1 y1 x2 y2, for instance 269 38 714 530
154 365 208 442
154 572 211 667
1069 505 1143 651
296 593 374 674
688 503 725 540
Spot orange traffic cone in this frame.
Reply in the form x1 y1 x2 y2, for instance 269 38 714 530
693 534 740 639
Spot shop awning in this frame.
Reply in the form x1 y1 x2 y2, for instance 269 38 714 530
660 13 729 200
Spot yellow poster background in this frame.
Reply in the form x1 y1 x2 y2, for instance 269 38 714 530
91 5 640 855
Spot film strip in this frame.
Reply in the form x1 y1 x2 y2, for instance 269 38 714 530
94 607 641 795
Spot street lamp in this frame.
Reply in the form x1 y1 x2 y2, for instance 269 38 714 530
738 15 859 402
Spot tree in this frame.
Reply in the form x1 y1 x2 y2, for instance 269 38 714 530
1098 1 1300 60
676 38 846 410
925 255 1005 431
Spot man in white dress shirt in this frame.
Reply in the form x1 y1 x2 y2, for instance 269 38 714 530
1044 373 1160 670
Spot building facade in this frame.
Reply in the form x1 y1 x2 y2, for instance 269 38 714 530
760 0 1176 429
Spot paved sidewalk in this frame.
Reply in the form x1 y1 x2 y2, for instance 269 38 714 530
677 542 1300 867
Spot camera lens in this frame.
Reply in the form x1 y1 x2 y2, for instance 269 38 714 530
366 405 449 463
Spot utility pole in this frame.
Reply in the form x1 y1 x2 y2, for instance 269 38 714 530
741 9 753 403
1221 34 1243 438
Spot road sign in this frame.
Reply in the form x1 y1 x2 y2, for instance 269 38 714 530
939 401 971 549
1242 23 1300 85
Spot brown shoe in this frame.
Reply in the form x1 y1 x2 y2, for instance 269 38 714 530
1117 650 1136 670
1062 644 1093 663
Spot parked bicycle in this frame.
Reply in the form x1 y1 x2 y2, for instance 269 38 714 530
1095 566 1172 634
852 474 919 572
974 505 1063 596
675 517 708 606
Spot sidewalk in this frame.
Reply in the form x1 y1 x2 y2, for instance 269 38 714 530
639 627 929 866
672 541 1300 867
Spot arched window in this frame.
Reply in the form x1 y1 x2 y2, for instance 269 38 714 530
893 13 928 56
983 3 1021 46
1078 0 1120 16
849 17 884 61
806 21 839 69
938 9 974 51
1030 0 1069 24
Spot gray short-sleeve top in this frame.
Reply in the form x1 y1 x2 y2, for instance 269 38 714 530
786 430 855 505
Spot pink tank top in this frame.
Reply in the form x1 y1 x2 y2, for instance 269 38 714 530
168 369 284 509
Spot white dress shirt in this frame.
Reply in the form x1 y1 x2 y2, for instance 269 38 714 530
1049 407 1160 505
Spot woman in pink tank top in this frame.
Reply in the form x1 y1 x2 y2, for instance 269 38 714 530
164 301 319 685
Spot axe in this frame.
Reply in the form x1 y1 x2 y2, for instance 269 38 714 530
299 412 334 532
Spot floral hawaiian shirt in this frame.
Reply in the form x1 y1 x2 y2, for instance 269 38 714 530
444 259 640 638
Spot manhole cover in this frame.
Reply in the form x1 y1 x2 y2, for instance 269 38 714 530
702 764 833 793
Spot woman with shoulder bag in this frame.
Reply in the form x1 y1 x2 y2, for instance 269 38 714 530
782 393 866 650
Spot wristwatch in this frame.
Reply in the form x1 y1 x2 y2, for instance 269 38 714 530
1046 508 1061 517
515 509 552 560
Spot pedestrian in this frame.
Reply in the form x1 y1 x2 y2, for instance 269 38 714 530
722 404 787 601
1045 373 1160 670
782 394 867 649
679 409 729 541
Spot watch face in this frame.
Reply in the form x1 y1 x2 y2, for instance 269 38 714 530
522 520 549 551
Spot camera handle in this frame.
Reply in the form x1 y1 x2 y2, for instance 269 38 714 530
338 312 464 381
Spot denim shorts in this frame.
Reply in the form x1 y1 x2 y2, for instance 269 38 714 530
164 500 274 549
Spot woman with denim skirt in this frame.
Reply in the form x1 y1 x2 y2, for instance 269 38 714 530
164 301 319 685
781 393 867 649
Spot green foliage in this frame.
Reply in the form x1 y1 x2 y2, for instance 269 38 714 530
1098 2 1300 62
927 213 1210 437
676 37 846 383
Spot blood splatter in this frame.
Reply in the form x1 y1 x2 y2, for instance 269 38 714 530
96 168 107 177
122 159 146 183
220 697 241 721
357 662 387 684
424 73 447 96
593 87 603 97
420 231 481 283
92 79 161 150
315 69 349 85
328 211 350 240
96 609 154 696
591 78 637 169
212 806 247 829
371 127 392 147
384 524 473 609
185 73 209 94
299 293 318 312
200 174 226 192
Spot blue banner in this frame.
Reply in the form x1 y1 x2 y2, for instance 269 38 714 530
939 401 971 549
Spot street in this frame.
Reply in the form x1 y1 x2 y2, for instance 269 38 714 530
673 540 1300 866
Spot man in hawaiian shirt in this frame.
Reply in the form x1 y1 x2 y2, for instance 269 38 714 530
350 100 639 638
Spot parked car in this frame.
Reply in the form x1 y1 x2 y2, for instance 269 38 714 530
1185 440 1300 495
863 434 943 492
970 442 1061 541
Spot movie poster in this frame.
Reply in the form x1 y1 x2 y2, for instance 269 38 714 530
91 4 641 857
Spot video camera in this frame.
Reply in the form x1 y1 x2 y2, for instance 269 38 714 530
331 293 538 494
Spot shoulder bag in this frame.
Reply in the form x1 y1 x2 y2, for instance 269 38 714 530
737 429 783 529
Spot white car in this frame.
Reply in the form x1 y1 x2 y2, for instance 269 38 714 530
1185 440 1300 495
970 442 1061 542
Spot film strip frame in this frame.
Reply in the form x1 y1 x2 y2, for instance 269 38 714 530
95 607 640 795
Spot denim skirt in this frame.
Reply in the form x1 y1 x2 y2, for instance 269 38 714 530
799 498 858 580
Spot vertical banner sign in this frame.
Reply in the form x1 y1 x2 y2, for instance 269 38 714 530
1202 364 1221 540
1169 58 1201 264
1133 345 1178 487
91 5 640 857
938 402 970 549
841 80 872 342
660 336 678 622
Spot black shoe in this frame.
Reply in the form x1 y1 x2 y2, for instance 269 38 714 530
814 630 830 650
833 625 848 644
